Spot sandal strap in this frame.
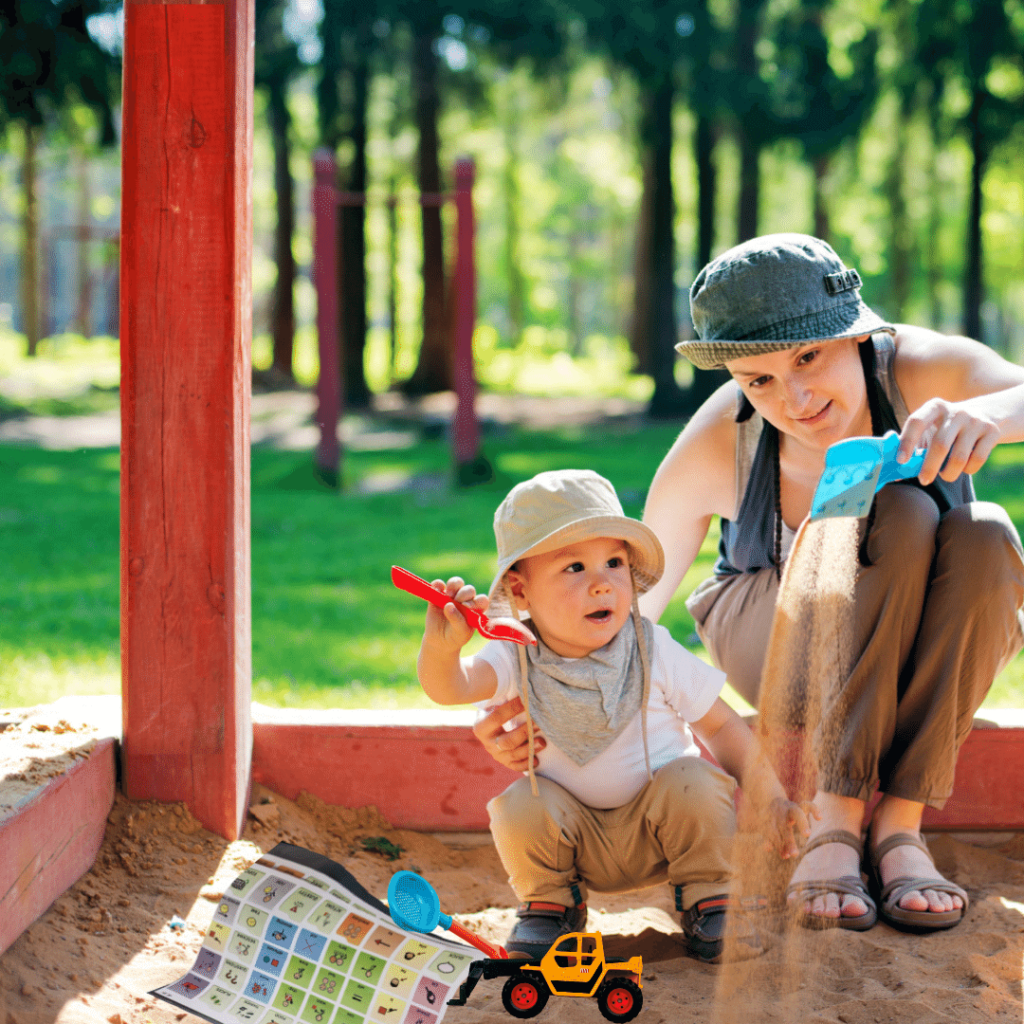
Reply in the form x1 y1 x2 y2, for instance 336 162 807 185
799 829 864 859
786 876 876 908
871 831 931 868
879 876 969 909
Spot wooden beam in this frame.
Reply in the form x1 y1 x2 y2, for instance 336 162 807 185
120 0 254 840
251 708 519 831
0 738 116 957
251 708 1024 832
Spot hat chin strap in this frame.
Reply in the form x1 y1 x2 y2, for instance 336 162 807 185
515 584 653 799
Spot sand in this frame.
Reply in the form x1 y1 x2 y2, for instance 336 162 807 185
2 780 1023 1024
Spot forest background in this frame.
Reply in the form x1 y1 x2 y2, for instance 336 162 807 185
2 0 1023 407
0 0 1023 709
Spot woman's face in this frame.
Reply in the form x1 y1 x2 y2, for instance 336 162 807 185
725 336 872 450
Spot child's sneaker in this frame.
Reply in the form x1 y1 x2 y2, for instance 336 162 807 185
505 902 588 958
679 893 765 964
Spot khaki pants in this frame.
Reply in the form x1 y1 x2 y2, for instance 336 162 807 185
487 756 737 912
688 486 1024 808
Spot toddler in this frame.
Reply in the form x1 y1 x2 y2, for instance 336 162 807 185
416 469 810 961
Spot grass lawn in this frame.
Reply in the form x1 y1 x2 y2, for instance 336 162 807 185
2 420 1023 713
1 329 1022 713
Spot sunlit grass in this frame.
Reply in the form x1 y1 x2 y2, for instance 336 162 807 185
0 330 121 418
1 330 1022 712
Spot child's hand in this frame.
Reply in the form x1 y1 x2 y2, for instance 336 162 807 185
423 576 489 652
765 797 819 860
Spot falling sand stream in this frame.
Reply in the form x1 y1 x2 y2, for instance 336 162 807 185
713 515 862 1022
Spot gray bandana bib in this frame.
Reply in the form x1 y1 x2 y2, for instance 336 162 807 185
521 615 655 766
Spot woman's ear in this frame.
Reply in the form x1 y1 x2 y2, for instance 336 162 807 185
506 570 530 612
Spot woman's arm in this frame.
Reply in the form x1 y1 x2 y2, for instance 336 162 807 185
639 382 740 623
893 325 1024 485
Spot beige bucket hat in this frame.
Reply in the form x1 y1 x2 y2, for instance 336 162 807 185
487 469 664 617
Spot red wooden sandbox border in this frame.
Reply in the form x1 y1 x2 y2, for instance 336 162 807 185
3 703 1021 957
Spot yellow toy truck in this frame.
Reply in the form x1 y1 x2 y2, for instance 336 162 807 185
447 931 644 1022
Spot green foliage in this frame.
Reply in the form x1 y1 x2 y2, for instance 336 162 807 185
0 0 119 141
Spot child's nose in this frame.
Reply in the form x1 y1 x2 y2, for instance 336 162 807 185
590 574 612 594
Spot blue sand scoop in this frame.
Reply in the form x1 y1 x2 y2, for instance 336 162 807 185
387 870 508 958
810 430 926 520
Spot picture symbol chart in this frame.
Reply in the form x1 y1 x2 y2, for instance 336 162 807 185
152 844 476 1024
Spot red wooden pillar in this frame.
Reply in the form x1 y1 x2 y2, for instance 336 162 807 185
120 0 254 840
452 158 490 485
312 149 342 487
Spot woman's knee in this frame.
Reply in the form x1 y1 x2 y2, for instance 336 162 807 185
938 502 1024 585
866 484 940 567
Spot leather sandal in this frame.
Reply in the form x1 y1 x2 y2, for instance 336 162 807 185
868 832 968 933
505 901 588 958
785 829 878 931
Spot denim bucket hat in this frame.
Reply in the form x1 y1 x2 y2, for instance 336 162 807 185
677 233 895 370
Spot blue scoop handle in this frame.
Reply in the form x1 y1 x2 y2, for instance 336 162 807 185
876 430 925 487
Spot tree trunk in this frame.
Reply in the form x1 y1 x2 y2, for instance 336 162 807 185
629 148 655 375
21 123 40 356
687 111 728 407
962 89 985 342
645 76 688 419
342 52 371 408
734 0 763 244
696 112 715 272
403 24 451 396
737 129 760 243
268 80 296 381
387 194 399 379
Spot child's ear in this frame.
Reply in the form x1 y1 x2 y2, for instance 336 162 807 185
506 570 530 612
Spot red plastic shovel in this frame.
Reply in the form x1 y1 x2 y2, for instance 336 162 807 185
391 565 537 646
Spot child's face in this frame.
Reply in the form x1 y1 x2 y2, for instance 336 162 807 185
507 537 633 658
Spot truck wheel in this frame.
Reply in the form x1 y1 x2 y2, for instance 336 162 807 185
500 975 549 1018
596 977 643 1023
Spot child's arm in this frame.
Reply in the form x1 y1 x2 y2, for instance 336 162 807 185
691 698 815 859
416 577 499 706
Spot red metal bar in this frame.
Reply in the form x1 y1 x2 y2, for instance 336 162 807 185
119 0 254 841
312 148 342 486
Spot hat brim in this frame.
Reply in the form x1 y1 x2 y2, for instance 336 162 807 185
486 516 665 618
676 300 895 370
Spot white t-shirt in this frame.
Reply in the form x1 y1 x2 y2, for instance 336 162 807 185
474 623 726 809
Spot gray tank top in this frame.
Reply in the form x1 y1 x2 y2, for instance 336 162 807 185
714 334 976 577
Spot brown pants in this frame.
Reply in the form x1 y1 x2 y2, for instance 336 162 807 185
689 486 1024 808
487 757 737 911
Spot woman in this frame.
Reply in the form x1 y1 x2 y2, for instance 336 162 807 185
476 234 1024 932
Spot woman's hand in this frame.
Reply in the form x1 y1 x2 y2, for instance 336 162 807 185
472 697 545 772
897 397 1000 486
763 797 818 860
